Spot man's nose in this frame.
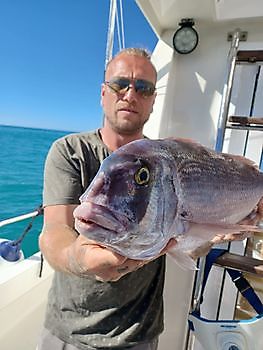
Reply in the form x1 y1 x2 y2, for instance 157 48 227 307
122 85 138 101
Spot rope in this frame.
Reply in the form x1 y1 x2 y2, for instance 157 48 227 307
13 205 43 245
119 0 125 49
115 2 122 51
105 0 117 68
12 204 45 278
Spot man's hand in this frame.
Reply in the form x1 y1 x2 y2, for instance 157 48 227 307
188 198 263 259
68 234 143 281
68 235 177 282
211 197 263 244
40 205 177 282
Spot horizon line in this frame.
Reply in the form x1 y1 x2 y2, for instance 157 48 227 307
0 123 79 134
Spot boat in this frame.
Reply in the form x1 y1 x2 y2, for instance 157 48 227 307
1 1 263 349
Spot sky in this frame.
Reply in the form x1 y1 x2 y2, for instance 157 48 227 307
0 0 157 132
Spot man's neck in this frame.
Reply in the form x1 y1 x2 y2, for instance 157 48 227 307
99 127 143 151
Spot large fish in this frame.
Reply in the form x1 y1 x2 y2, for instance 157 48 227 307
73 138 263 269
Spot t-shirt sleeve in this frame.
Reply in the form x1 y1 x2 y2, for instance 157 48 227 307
43 138 83 206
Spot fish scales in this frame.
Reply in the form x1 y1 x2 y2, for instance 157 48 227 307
171 142 261 224
74 138 263 269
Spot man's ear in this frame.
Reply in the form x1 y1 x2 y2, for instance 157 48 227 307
100 84 105 106
101 83 106 97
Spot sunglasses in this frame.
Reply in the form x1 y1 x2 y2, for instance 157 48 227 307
104 77 156 98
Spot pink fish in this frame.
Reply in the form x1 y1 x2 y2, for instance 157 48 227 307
74 138 263 269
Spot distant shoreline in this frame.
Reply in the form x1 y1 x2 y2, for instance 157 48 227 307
0 124 77 134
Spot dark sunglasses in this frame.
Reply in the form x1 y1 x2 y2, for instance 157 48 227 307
104 77 156 98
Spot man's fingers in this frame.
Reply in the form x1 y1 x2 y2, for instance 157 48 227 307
85 244 127 268
75 235 178 282
239 198 263 225
95 260 145 282
77 235 127 268
258 197 263 216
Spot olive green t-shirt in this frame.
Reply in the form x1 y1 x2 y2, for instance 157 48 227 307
43 129 166 349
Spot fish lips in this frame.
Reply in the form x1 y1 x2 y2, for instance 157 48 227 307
73 201 132 238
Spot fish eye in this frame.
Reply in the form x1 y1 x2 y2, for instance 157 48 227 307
134 166 150 185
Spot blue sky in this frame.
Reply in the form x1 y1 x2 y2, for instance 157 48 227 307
0 0 157 132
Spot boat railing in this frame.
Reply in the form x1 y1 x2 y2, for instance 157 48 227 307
0 207 43 228
0 206 43 262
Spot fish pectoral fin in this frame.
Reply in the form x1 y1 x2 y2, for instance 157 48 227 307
186 222 262 240
216 223 263 233
167 247 198 271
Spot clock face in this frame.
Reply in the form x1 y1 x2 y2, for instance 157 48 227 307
173 27 198 54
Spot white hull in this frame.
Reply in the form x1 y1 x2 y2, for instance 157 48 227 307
138 1 263 349
0 253 53 350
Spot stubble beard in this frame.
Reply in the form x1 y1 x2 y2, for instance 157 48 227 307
107 114 149 136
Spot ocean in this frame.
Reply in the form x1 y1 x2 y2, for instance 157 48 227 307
0 125 73 258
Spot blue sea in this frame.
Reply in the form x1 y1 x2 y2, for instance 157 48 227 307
0 125 73 258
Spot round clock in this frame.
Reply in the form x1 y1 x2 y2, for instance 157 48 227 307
173 21 199 54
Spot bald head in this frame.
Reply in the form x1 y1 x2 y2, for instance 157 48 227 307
105 48 157 82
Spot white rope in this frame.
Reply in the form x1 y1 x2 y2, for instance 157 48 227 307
105 0 117 68
119 0 125 49
105 0 126 69
115 1 122 51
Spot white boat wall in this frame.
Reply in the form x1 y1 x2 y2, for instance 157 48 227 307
0 252 53 350
137 0 263 349
1 1 263 349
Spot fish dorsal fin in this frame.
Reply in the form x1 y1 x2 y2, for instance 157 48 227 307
166 137 202 147
166 137 208 154
222 153 259 169
166 137 259 170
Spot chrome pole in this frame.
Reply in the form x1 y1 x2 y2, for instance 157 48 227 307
185 257 206 350
215 29 241 152
187 31 242 349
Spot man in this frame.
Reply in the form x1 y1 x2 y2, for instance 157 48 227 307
38 48 174 350
38 47 263 350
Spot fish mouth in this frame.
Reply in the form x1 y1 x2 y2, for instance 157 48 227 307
73 201 131 234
